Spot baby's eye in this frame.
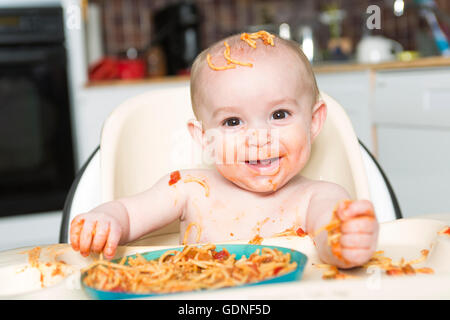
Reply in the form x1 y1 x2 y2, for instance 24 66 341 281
271 109 290 120
222 117 242 127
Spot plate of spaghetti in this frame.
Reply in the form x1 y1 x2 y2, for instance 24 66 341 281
81 244 307 299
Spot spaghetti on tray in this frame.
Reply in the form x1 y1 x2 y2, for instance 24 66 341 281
82 244 297 294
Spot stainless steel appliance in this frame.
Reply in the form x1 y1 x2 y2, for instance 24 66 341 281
0 6 75 216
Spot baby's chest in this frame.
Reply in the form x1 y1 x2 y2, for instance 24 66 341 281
184 193 308 241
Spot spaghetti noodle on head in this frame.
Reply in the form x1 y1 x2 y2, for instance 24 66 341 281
190 32 319 121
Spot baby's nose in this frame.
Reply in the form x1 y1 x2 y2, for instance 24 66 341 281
245 128 272 147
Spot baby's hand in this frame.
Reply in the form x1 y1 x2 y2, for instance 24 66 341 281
70 212 123 259
336 200 379 268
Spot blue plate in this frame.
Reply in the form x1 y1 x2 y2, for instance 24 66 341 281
81 244 308 300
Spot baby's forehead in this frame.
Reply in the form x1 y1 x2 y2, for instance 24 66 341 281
191 35 318 119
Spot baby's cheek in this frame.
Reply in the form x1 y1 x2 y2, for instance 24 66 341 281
283 125 309 150
283 127 311 165
215 164 235 181
209 132 244 165
215 164 272 192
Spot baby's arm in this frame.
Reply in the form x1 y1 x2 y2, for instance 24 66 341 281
70 171 187 259
305 183 379 269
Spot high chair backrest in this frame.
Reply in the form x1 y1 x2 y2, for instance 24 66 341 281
100 83 370 240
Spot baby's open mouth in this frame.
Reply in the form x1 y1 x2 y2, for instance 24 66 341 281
244 156 282 175
245 157 279 166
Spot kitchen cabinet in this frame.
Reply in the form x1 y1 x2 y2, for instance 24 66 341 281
376 125 450 217
315 71 373 151
373 67 450 217
315 65 450 217
373 67 450 127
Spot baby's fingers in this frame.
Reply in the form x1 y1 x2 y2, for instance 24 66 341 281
91 221 110 254
341 248 374 267
79 220 96 257
103 223 122 260
340 233 374 249
338 200 374 221
341 216 378 234
70 217 85 251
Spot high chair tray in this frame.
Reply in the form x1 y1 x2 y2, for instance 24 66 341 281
1 217 449 299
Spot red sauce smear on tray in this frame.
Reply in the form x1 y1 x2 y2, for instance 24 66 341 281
296 227 307 237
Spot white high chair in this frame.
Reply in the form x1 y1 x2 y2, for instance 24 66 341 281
59 86 401 244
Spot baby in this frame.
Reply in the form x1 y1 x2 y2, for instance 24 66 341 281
70 32 378 269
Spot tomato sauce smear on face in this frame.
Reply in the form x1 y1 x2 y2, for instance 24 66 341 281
168 171 181 186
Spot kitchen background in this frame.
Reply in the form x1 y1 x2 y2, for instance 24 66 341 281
0 0 449 251
91 0 447 61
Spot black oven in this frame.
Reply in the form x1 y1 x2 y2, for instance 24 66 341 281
0 7 75 217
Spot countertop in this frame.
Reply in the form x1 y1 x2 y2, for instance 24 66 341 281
85 56 450 88
312 56 450 73
1 214 449 300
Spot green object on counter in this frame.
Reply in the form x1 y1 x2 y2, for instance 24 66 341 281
397 51 420 61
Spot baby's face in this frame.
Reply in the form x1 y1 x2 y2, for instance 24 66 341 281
195 49 320 193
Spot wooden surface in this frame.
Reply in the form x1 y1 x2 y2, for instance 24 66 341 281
313 56 450 73
86 75 190 88
85 56 450 88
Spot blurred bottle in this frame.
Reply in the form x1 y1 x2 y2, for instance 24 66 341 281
296 25 318 62
146 46 167 77
153 2 201 75
279 23 291 40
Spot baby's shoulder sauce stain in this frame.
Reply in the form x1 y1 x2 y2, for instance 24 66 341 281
168 171 182 207
296 227 307 237
168 170 181 186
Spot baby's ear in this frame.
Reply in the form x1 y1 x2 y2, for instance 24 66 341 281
310 100 327 142
187 119 204 146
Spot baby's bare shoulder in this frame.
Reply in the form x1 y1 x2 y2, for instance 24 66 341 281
176 168 218 181
291 176 350 199
169 168 221 196
153 168 216 191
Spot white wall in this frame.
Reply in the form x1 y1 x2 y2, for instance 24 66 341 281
61 0 88 168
